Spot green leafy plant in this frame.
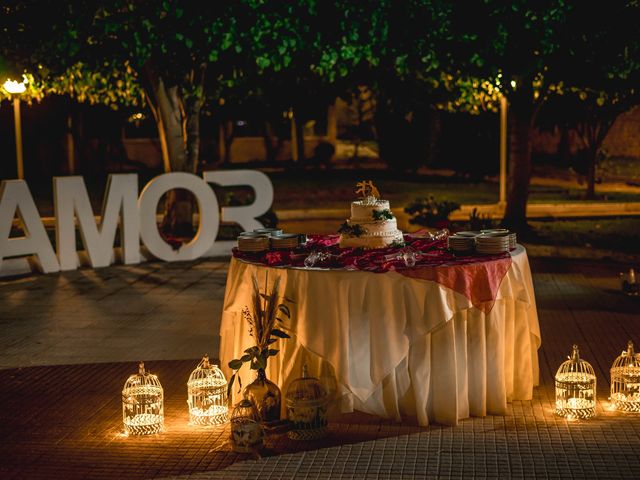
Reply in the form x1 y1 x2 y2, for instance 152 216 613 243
338 222 367 237
372 209 394 221
404 196 461 227
468 207 496 231
227 274 291 396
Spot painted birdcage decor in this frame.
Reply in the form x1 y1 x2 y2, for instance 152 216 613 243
555 345 597 420
187 355 228 426
285 364 330 440
122 361 164 435
230 398 264 453
610 341 640 412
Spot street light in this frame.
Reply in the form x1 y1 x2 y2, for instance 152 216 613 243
3 78 26 179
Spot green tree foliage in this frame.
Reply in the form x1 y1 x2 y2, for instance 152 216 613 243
537 2 640 199
2 0 639 232
447 0 640 228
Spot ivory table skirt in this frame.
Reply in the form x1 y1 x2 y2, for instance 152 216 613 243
220 245 540 426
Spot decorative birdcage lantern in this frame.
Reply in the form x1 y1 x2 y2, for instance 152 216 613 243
230 398 264 453
285 364 330 440
122 361 164 435
555 345 597 420
187 355 229 426
610 341 640 412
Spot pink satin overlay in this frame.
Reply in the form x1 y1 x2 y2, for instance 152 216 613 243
232 233 512 313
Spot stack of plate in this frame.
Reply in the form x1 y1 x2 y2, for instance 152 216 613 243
476 232 510 255
481 229 517 250
448 234 476 253
270 233 299 250
457 230 481 238
253 228 283 236
237 233 270 252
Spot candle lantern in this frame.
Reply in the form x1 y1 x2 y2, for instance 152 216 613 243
610 341 640 412
555 345 596 419
285 364 330 440
122 361 164 435
230 398 264 453
187 355 229 425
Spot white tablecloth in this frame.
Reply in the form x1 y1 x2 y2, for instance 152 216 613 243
219 246 540 426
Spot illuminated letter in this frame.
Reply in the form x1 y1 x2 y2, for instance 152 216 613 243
0 180 59 275
203 170 273 256
54 174 140 270
138 172 218 261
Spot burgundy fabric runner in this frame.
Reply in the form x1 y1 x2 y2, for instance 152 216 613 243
232 232 512 313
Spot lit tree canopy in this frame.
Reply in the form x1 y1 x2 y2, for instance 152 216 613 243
1 0 640 227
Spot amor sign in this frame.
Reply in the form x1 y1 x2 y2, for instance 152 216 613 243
0 170 273 277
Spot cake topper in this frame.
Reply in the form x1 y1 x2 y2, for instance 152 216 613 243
355 180 381 203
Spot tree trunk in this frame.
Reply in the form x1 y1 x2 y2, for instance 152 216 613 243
184 65 206 174
144 64 193 237
223 121 234 164
502 86 535 231
263 120 277 163
425 108 440 167
585 151 597 199
294 113 305 163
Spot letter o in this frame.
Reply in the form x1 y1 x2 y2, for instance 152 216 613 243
138 173 219 261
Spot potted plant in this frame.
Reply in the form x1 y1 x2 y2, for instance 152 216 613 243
404 195 461 230
228 274 291 424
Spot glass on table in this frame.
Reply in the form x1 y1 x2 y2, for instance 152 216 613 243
304 251 332 268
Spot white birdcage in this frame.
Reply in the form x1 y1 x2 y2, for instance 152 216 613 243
187 354 229 425
230 398 264 453
286 364 330 440
555 345 597 420
610 341 640 412
122 361 164 435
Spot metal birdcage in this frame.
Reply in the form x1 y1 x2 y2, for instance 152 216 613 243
285 364 329 440
187 355 229 426
555 345 597 420
122 361 164 435
610 341 640 412
230 398 264 453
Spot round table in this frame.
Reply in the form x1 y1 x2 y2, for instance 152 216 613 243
219 245 540 426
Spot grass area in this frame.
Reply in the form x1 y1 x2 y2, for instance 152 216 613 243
269 171 500 210
268 169 640 210
527 218 640 254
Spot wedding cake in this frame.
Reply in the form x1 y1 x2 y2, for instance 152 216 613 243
338 181 404 249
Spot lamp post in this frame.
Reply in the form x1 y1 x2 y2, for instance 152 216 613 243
499 94 507 207
3 78 26 179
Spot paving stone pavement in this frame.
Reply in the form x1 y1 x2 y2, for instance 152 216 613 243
1 255 640 479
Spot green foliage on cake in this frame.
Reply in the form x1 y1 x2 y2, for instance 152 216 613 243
372 209 394 221
338 222 367 237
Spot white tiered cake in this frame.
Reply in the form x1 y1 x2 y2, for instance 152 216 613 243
338 183 404 249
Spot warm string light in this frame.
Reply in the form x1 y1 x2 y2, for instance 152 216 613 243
187 355 229 426
122 361 164 435
555 345 596 420
610 341 640 412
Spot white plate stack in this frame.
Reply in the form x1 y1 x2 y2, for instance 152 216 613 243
448 234 476 253
481 229 516 250
237 233 270 252
253 228 283 236
476 232 510 255
270 233 299 250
